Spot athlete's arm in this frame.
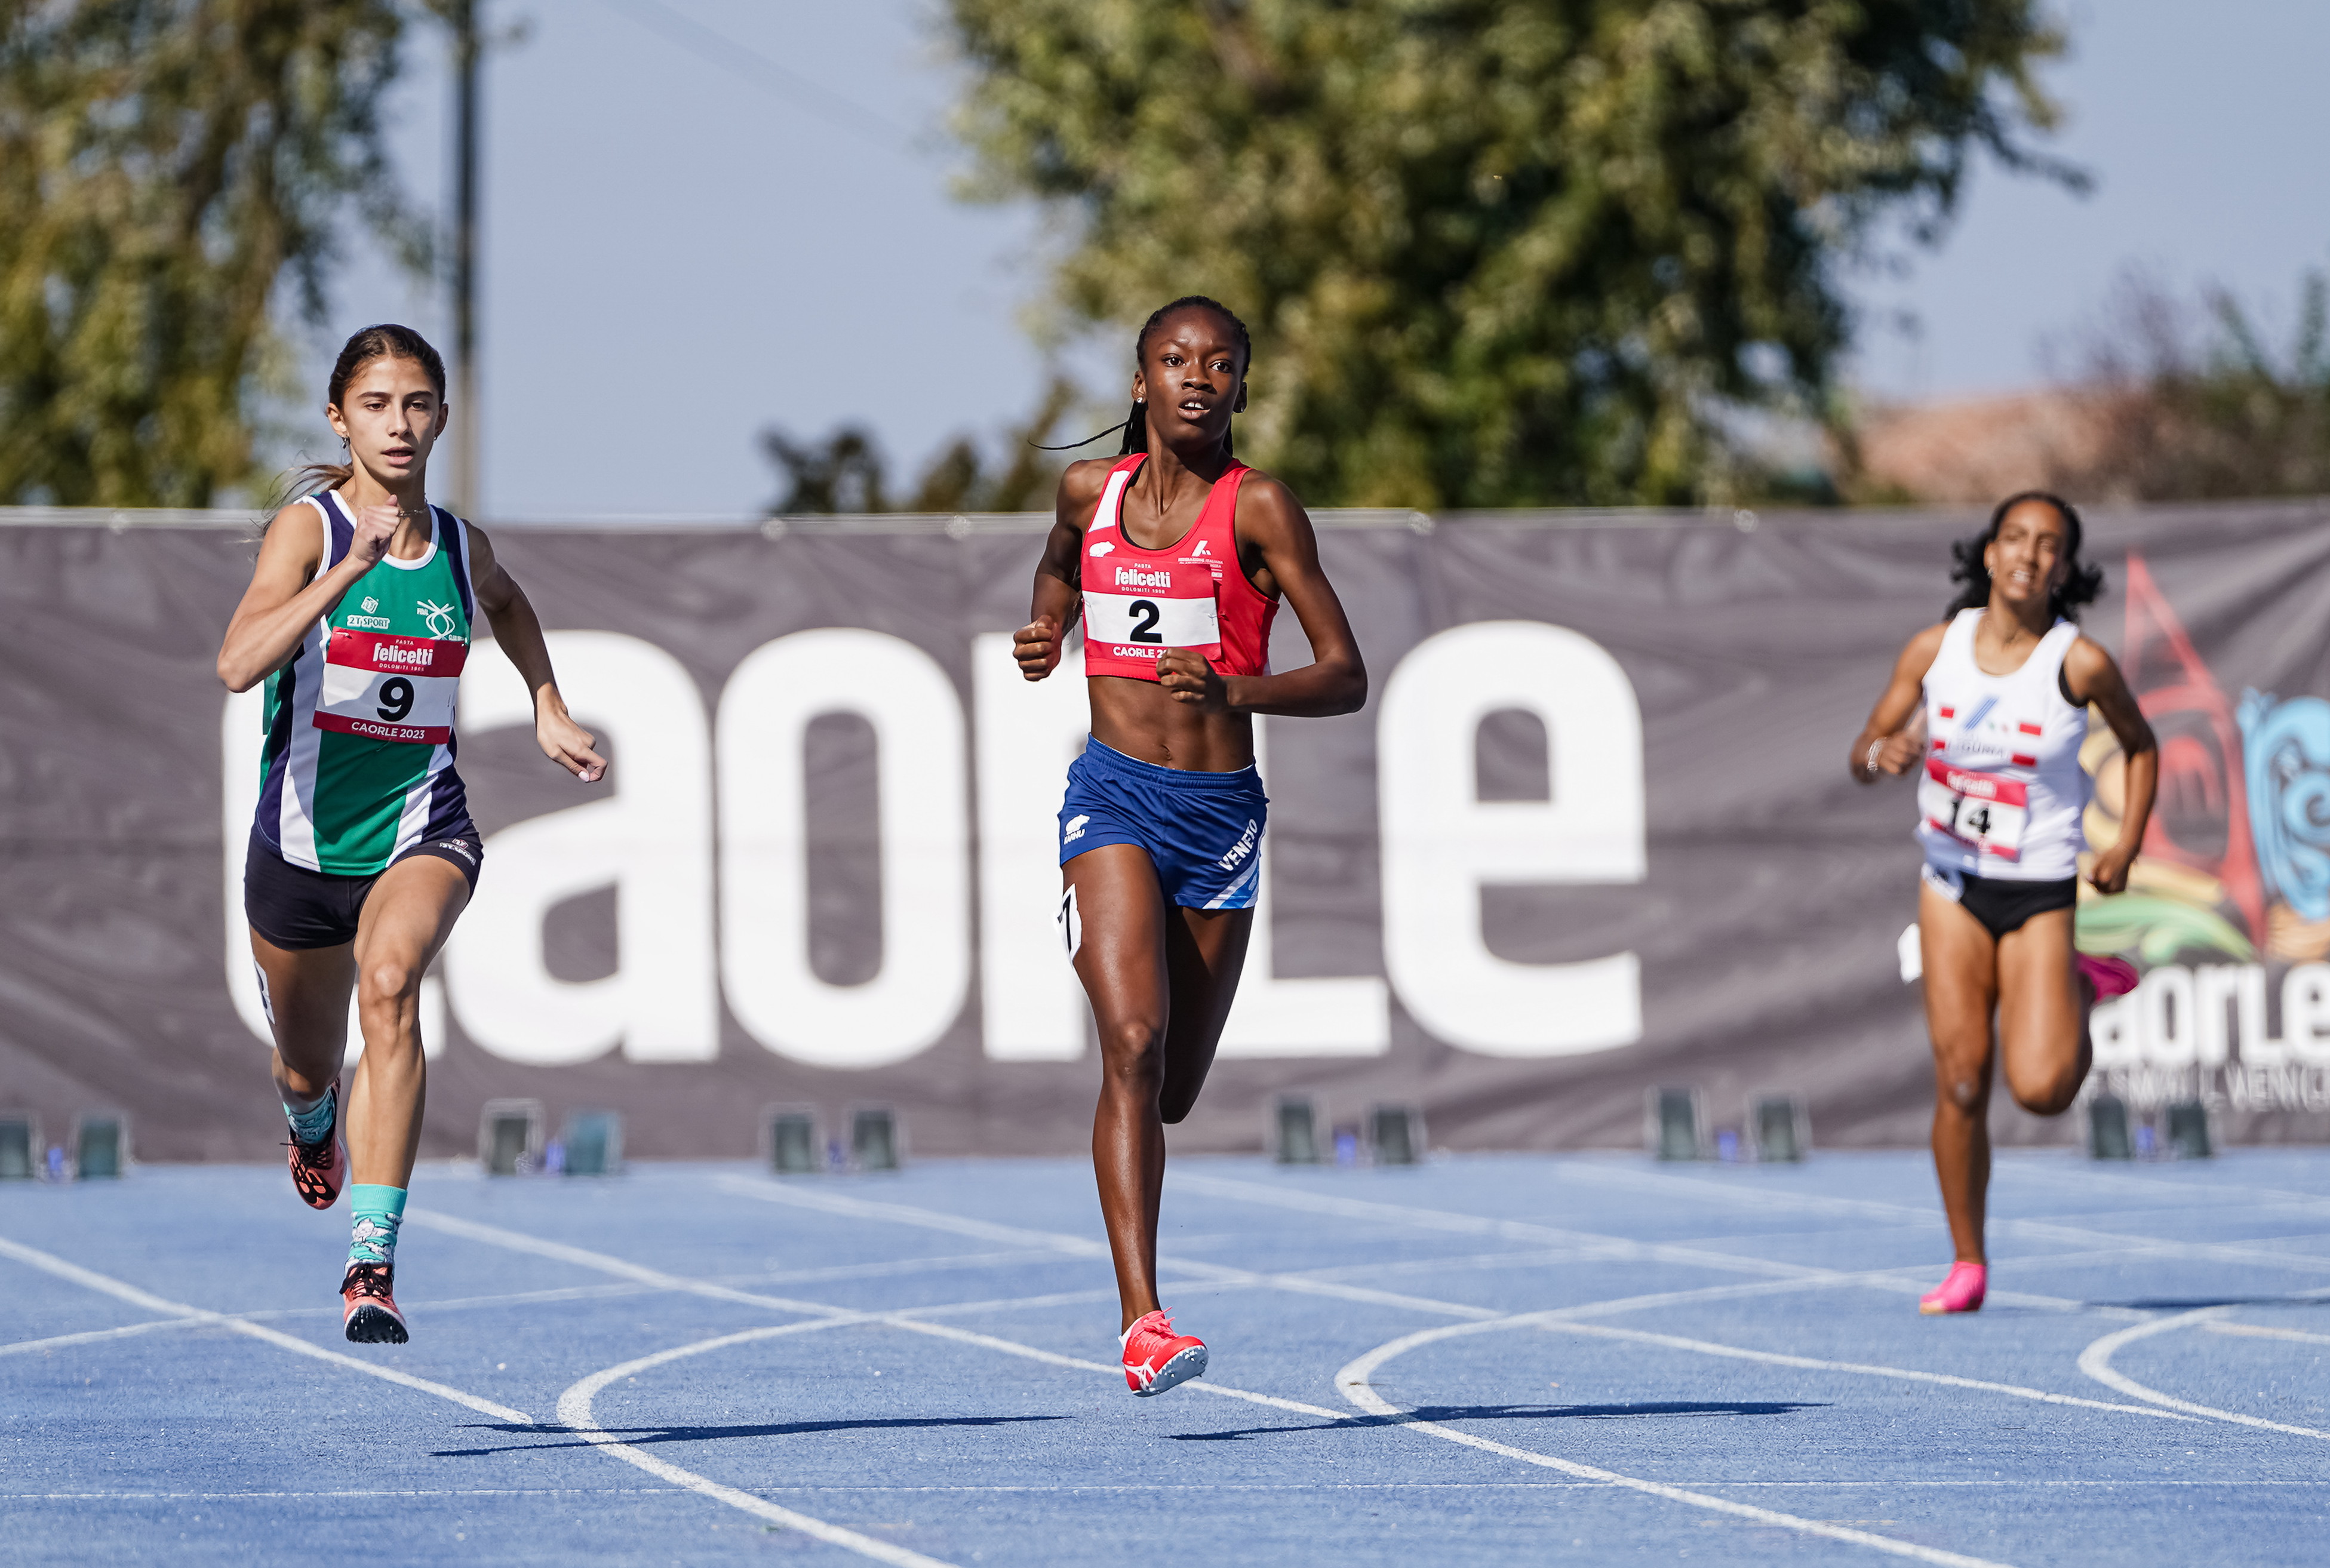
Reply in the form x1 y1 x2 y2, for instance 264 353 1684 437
2064 637 2156 894
467 528 607 783
1156 475 1365 717
1848 623 1948 784
1013 460 1106 681
216 500 399 691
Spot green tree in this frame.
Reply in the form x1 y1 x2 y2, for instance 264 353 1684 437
0 0 422 507
2070 266 2330 501
948 0 2074 508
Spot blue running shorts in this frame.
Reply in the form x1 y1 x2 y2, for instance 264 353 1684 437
1058 739 1269 911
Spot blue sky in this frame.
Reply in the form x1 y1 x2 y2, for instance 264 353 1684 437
310 0 2330 519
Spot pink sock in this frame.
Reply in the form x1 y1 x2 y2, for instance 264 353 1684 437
1919 1261 1987 1315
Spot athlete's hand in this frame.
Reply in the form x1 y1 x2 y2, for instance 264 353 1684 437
1158 648 1229 712
348 500 400 569
536 699 607 783
1872 729 1923 777
2088 844 2136 896
1014 616 1062 681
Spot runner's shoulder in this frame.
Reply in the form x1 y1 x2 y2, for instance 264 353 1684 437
1229 468 1307 536
1057 457 1117 518
259 500 326 566
1901 619 1951 669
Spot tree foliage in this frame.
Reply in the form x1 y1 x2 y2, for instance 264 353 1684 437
947 0 2073 508
0 0 420 506
762 378 1076 515
2065 267 2330 502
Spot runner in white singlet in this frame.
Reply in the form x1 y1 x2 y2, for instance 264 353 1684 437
1851 493 2158 1314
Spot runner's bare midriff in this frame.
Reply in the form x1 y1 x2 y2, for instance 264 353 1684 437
1087 675 1255 772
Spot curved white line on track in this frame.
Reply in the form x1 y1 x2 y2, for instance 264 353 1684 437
0 1234 528 1422
1336 1325 2018 1568
1538 1318 2190 1420
555 1320 959 1568
2077 1309 2330 1439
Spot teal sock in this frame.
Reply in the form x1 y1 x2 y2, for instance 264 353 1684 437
282 1084 336 1145
348 1184 407 1268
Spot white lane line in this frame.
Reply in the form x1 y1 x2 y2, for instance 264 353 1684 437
709 1179 2180 1426
1534 1319 2190 1420
11 1477 2324 1500
2077 1311 2330 1439
1336 1326 2018 1568
0 1318 191 1357
554 1321 960 1568
419 1206 1363 1427
0 1234 527 1423
1549 1160 2330 1278
2206 1321 2330 1346
1167 1172 2134 1316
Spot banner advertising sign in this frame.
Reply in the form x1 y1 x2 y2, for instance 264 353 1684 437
3 500 2326 1161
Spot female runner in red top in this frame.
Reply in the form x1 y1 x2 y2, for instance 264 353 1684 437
1013 297 1366 1395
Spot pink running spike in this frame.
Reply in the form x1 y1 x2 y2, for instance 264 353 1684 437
1120 1309 1207 1396
2077 954 2140 999
1919 1261 1987 1315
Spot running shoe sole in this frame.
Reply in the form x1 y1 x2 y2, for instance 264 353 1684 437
1132 1342 1208 1397
344 1303 408 1344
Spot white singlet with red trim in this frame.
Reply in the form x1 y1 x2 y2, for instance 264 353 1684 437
1916 608 2089 883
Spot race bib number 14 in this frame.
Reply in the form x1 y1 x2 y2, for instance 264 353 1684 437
1920 760 2028 862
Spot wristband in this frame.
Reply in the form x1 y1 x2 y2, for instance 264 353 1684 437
1865 737 1887 778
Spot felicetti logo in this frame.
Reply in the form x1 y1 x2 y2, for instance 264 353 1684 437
372 642 435 668
1113 567 1170 589
2076 553 2330 1114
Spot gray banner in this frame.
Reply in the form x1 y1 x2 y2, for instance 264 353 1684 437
4 500 2327 1163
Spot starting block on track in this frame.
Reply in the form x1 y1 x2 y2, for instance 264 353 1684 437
0 1113 35 1179
73 1114 125 1178
1647 1086 1705 1161
480 1099 544 1175
851 1107 901 1172
1273 1096 1320 1164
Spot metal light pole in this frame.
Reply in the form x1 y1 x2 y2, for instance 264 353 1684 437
447 0 481 518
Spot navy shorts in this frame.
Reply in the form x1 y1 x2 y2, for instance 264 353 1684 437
1058 739 1269 910
245 828 484 950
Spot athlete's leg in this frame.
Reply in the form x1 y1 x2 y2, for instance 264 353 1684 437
1158 906 1253 1124
1995 906 2089 1117
1068 844 1174 1330
343 854 470 1188
1920 880 2000 1266
251 934 358 1108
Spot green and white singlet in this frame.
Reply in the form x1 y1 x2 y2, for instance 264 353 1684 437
253 491 479 875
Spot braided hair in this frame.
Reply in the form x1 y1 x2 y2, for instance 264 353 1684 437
1945 490 2106 622
1035 296 1252 454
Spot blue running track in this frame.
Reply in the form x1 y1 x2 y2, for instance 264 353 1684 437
2 1150 2326 1565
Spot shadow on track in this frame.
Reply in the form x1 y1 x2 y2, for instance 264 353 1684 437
435 1414 1065 1458
1172 1400 1825 1444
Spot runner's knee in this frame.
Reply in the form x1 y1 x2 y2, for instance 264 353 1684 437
2005 1061 2080 1116
358 958 422 1009
1098 1020 1165 1093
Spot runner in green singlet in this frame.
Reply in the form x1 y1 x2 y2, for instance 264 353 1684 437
216 325 604 1343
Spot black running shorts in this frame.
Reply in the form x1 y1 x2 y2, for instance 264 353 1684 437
1923 864 2077 941
244 829 483 951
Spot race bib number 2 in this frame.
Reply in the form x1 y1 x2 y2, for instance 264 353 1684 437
1082 591 1221 660
1920 760 2028 861
315 629 465 743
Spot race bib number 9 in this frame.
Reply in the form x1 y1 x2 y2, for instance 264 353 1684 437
1920 760 2028 862
315 629 466 743
1082 591 1221 660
